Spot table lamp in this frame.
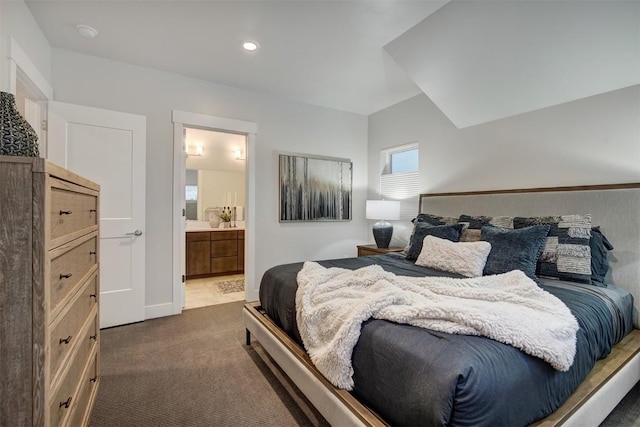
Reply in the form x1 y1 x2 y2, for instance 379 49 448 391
366 200 401 248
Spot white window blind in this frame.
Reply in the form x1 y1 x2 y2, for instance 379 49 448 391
380 171 419 221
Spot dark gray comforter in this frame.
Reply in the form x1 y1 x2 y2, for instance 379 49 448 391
258 253 634 426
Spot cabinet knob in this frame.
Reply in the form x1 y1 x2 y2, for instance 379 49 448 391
59 336 72 345
90 376 98 383
90 335 97 341
59 210 72 215
59 397 72 409
59 273 72 279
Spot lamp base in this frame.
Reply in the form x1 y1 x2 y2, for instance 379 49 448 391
372 220 393 249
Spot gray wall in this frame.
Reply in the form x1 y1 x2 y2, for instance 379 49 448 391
368 86 640 198
49 48 369 309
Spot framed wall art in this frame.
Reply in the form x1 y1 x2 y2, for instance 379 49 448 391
279 153 352 222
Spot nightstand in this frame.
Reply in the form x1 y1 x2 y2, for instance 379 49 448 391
357 244 404 257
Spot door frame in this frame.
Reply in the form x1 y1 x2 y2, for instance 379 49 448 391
5 38 53 156
171 111 257 314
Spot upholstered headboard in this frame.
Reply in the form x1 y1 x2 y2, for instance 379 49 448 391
419 183 640 327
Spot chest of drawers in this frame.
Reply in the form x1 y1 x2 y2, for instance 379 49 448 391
0 156 100 426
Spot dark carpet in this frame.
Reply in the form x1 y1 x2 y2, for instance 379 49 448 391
90 301 639 426
90 301 328 427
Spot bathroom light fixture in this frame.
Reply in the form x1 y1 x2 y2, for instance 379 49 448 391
242 41 259 52
76 24 98 39
186 144 203 157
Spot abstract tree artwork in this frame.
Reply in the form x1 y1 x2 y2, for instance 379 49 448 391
279 153 352 222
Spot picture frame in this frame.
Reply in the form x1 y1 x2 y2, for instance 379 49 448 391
279 153 352 222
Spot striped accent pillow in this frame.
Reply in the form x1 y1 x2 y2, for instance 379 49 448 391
513 214 592 284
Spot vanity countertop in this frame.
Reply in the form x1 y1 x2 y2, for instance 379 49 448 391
186 221 245 232
187 226 244 232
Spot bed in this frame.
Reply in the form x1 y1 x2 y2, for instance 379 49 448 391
244 183 640 426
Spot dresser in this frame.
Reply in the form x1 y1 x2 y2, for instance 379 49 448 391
0 156 100 426
186 229 244 279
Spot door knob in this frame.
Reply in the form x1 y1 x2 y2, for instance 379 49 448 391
126 229 143 237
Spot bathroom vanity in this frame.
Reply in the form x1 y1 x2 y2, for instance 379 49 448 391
186 228 245 279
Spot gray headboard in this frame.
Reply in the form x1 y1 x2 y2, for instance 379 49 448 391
419 183 640 328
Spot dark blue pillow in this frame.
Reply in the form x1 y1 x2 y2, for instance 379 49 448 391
406 223 464 261
590 226 614 287
480 224 550 282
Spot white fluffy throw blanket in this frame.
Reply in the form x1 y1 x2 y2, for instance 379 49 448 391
296 262 579 390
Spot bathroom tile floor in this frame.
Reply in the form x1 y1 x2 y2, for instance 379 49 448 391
184 274 245 310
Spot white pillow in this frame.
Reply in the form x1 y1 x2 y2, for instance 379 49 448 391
416 235 492 277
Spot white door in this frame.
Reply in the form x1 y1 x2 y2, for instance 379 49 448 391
48 101 146 329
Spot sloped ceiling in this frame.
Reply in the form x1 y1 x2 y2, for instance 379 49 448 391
24 1 639 126
385 1 640 128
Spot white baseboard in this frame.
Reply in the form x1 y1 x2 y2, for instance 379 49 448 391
145 303 176 320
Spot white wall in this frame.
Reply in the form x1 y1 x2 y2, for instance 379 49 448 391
368 85 640 199
198 170 245 221
51 48 369 308
0 0 51 92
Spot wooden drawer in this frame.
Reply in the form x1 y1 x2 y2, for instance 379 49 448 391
66 352 98 427
211 256 238 274
49 276 98 381
211 240 237 257
48 323 96 427
187 240 211 276
211 230 237 241
50 181 98 245
49 234 98 317
186 231 210 242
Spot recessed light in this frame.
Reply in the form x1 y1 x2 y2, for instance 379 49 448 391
77 24 98 39
242 41 259 52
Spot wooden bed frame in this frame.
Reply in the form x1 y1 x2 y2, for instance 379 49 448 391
244 183 640 426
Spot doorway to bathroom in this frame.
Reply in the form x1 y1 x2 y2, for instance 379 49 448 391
183 128 247 309
171 110 257 316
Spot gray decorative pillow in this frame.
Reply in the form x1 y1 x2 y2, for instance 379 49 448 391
405 223 464 261
481 224 551 282
590 226 613 287
513 215 592 284
412 213 459 225
458 214 514 242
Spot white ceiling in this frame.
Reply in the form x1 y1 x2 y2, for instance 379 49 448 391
385 1 640 128
25 1 639 127
25 0 448 116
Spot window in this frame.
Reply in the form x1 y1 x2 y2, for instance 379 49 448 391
380 143 419 221
390 147 418 174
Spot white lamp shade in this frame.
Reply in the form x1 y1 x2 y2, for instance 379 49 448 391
366 200 401 220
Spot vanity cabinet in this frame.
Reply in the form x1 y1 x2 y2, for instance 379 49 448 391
186 229 244 279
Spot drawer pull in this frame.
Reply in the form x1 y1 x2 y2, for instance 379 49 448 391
59 273 73 279
90 335 97 341
90 376 98 383
90 293 97 300
89 209 97 213
60 397 72 409
89 251 97 256
59 336 72 345
59 210 73 215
